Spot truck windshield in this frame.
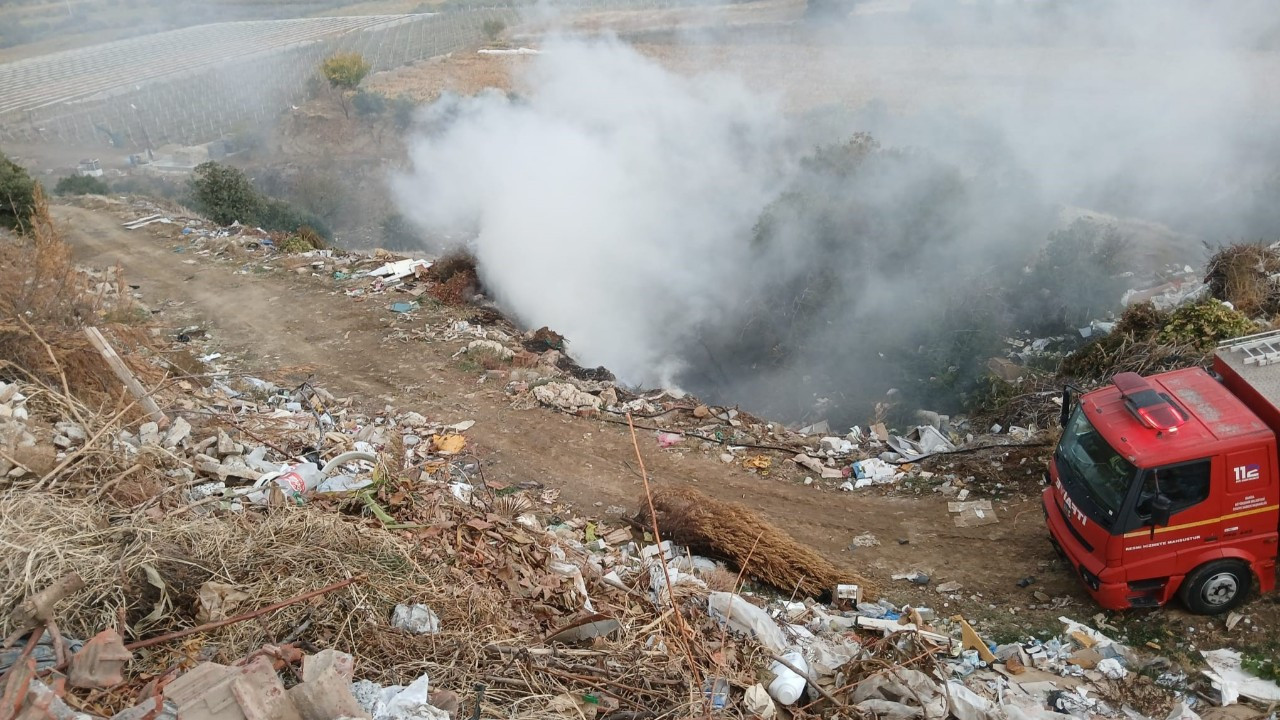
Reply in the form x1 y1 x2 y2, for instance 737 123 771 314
1057 407 1137 523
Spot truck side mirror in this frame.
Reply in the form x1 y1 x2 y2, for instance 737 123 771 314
1149 494 1172 527
1060 386 1074 427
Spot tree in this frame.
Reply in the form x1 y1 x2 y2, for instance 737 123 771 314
0 153 39 233
54 174 109 196
188 161 262 225
352 89 386 118
320 52 371 118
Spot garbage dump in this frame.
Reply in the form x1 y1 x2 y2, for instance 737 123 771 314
5 183 1279 720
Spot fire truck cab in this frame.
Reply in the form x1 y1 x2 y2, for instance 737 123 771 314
1044 331 1280 614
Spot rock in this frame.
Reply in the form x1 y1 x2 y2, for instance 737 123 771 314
598 387 618 408
533 382 603 412
391 604 441 635
55 422 87 443
139 422 161 446
851 532 879 547
216 430 236 456
403 434 421 448
53 434 74 449
465 339 514 360
936 581 963 594
0 383 16 404
163 416 191 448
693 405 711 419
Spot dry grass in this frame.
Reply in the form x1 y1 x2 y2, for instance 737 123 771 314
1205 243 1280 317
426 250 482 305
641 485 878 600
0 487 760 719
0 492 515 687
0 189 161 413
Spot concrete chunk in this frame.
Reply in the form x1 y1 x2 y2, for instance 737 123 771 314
164 416 192 448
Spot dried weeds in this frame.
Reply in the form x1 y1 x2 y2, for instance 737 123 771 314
641 485 877 600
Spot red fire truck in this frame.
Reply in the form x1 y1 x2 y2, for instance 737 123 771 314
1044 331 1280 614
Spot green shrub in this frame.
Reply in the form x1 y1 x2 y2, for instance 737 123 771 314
0 154 39 233
54 174 110 196
276 227 325 254
257 198 332 240
1156 300 1255 350
189 161 262 225
482 18 505 41
353 89 386 118
391 95 417 131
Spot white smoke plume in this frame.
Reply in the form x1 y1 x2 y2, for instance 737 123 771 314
393 36 793 387
393 1 1280 424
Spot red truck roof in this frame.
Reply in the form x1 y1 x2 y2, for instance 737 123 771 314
1084 365 1272 468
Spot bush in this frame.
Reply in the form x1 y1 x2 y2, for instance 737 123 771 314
54 174 109 196
1156 300 1255 350
391 95 417 131
353 90 386 118
0 154 40 233
257 198 332 240
188 162 262 225
276 226 325 254
1016 219 1130 333
482 19 505 41
188 162 332 240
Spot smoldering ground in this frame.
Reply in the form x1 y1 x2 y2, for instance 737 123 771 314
392 1 1280 428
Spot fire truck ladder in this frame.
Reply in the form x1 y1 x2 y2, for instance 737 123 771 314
1219 329 1280 366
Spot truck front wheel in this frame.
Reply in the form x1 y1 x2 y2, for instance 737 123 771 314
1178 560 1252 615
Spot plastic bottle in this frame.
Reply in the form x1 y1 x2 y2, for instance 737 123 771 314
248 462 320 505
767 651 808 705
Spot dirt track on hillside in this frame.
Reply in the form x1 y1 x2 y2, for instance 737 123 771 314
56 202 1113 632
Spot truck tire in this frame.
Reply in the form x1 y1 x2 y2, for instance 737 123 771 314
1178 560 1251 615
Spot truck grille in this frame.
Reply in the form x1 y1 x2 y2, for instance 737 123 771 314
1056 497 1094 552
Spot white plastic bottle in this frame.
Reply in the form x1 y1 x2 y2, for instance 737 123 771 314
767 651 808 705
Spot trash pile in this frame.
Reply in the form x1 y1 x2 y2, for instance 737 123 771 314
15 196 1276 720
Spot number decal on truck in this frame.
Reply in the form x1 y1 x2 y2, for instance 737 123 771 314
1233 464 1261 482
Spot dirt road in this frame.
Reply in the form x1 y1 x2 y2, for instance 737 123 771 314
57 202 1098 632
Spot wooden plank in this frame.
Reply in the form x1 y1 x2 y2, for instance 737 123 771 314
83 327 166 425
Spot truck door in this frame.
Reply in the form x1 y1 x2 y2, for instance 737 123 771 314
1223 448 1273 542
1122 458 1218 579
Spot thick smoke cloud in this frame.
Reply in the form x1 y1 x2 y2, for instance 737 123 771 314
393 38 794 387
393 1 1280 426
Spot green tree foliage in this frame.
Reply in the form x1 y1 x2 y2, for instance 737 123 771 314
353 89 386 118
320 52 371 118
188 161 262 225
54 174 110 196
0 154 39 233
